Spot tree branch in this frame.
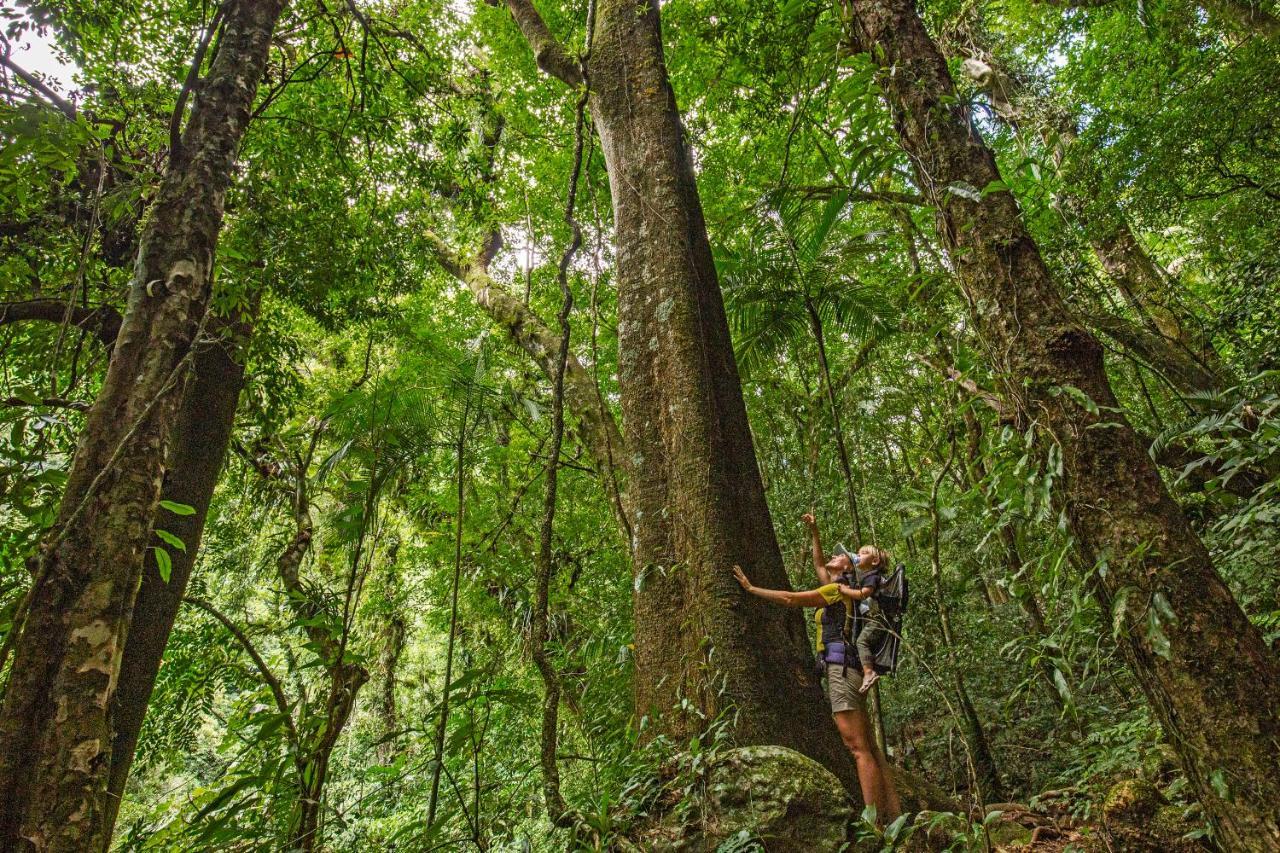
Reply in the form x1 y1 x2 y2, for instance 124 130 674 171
427 232 632 542
0 51 76 119
0 300 123 349
184 596 301 752
486 0 583 87
171 6 226 158
3 396 90 413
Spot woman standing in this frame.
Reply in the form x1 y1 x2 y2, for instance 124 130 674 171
731 512 902 819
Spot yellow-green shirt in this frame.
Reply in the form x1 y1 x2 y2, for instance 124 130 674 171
814 583 846 653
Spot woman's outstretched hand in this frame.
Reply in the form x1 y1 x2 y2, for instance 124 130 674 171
732 564 753 592
801 512 816 527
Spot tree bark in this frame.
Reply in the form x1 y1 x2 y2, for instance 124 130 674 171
842 0 1280 845
0 3 285 849
495 0 860 791
102 303 256 839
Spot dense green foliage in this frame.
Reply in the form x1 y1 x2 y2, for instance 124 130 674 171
1 0 1276 848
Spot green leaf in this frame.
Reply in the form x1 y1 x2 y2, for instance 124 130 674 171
1210 769 1231 801
159 500 197 516
155 528 187 552
1052 668 1074 704
883 813 909 841
1152 591 1178 625
152 547 173 583
1051 384 1099 415
1146 608 1171 659
1112 586 1132 638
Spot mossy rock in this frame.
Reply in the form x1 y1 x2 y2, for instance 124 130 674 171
1101 778 1205 851
633 745 852 851
906 809 1032 851
1103 777 1164 825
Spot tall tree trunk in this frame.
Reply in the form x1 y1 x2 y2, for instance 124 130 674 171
376 543 406 766
842 0 1280 845
102 303 256 838
428 388 474 827
495 0 859 789
805 297 864 543
0 3 284 848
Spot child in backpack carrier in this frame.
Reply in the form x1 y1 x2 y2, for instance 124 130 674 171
839 545 891 694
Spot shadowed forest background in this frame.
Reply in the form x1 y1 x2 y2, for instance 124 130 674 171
0 0 1278 849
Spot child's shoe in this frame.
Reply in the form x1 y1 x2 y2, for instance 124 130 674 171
859 670 879 694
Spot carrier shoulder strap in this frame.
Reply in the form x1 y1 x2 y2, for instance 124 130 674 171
840 572 855 644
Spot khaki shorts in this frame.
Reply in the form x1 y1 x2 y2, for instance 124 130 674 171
826 663 867 714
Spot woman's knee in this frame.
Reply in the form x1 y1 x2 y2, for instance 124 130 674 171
844 737 871 758
839 728 870 755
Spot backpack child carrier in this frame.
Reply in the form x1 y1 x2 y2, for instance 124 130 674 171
868 562 908 674
814 562 909 677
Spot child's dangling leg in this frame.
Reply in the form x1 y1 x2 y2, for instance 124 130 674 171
857 618 885 693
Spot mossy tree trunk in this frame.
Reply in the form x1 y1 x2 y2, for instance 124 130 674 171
0 3 285 849
841 0 1280 845
103 302 257 839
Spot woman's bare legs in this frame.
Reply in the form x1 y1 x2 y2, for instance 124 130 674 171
833 707 901 819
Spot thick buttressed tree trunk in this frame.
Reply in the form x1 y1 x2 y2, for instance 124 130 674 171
102 304 257 839
842 0 1280 846
496 0 859 790
0 3 285 849
590 0 857 785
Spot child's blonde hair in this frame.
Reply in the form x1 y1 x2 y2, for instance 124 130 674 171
859 544 890 570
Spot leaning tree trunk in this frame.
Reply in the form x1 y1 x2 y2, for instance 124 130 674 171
102 302 256 839
841 0 1280 846
952 39 1229 393
494 0 859 790
0 3 284 849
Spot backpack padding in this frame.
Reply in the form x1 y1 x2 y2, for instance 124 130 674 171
878 565 907 616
